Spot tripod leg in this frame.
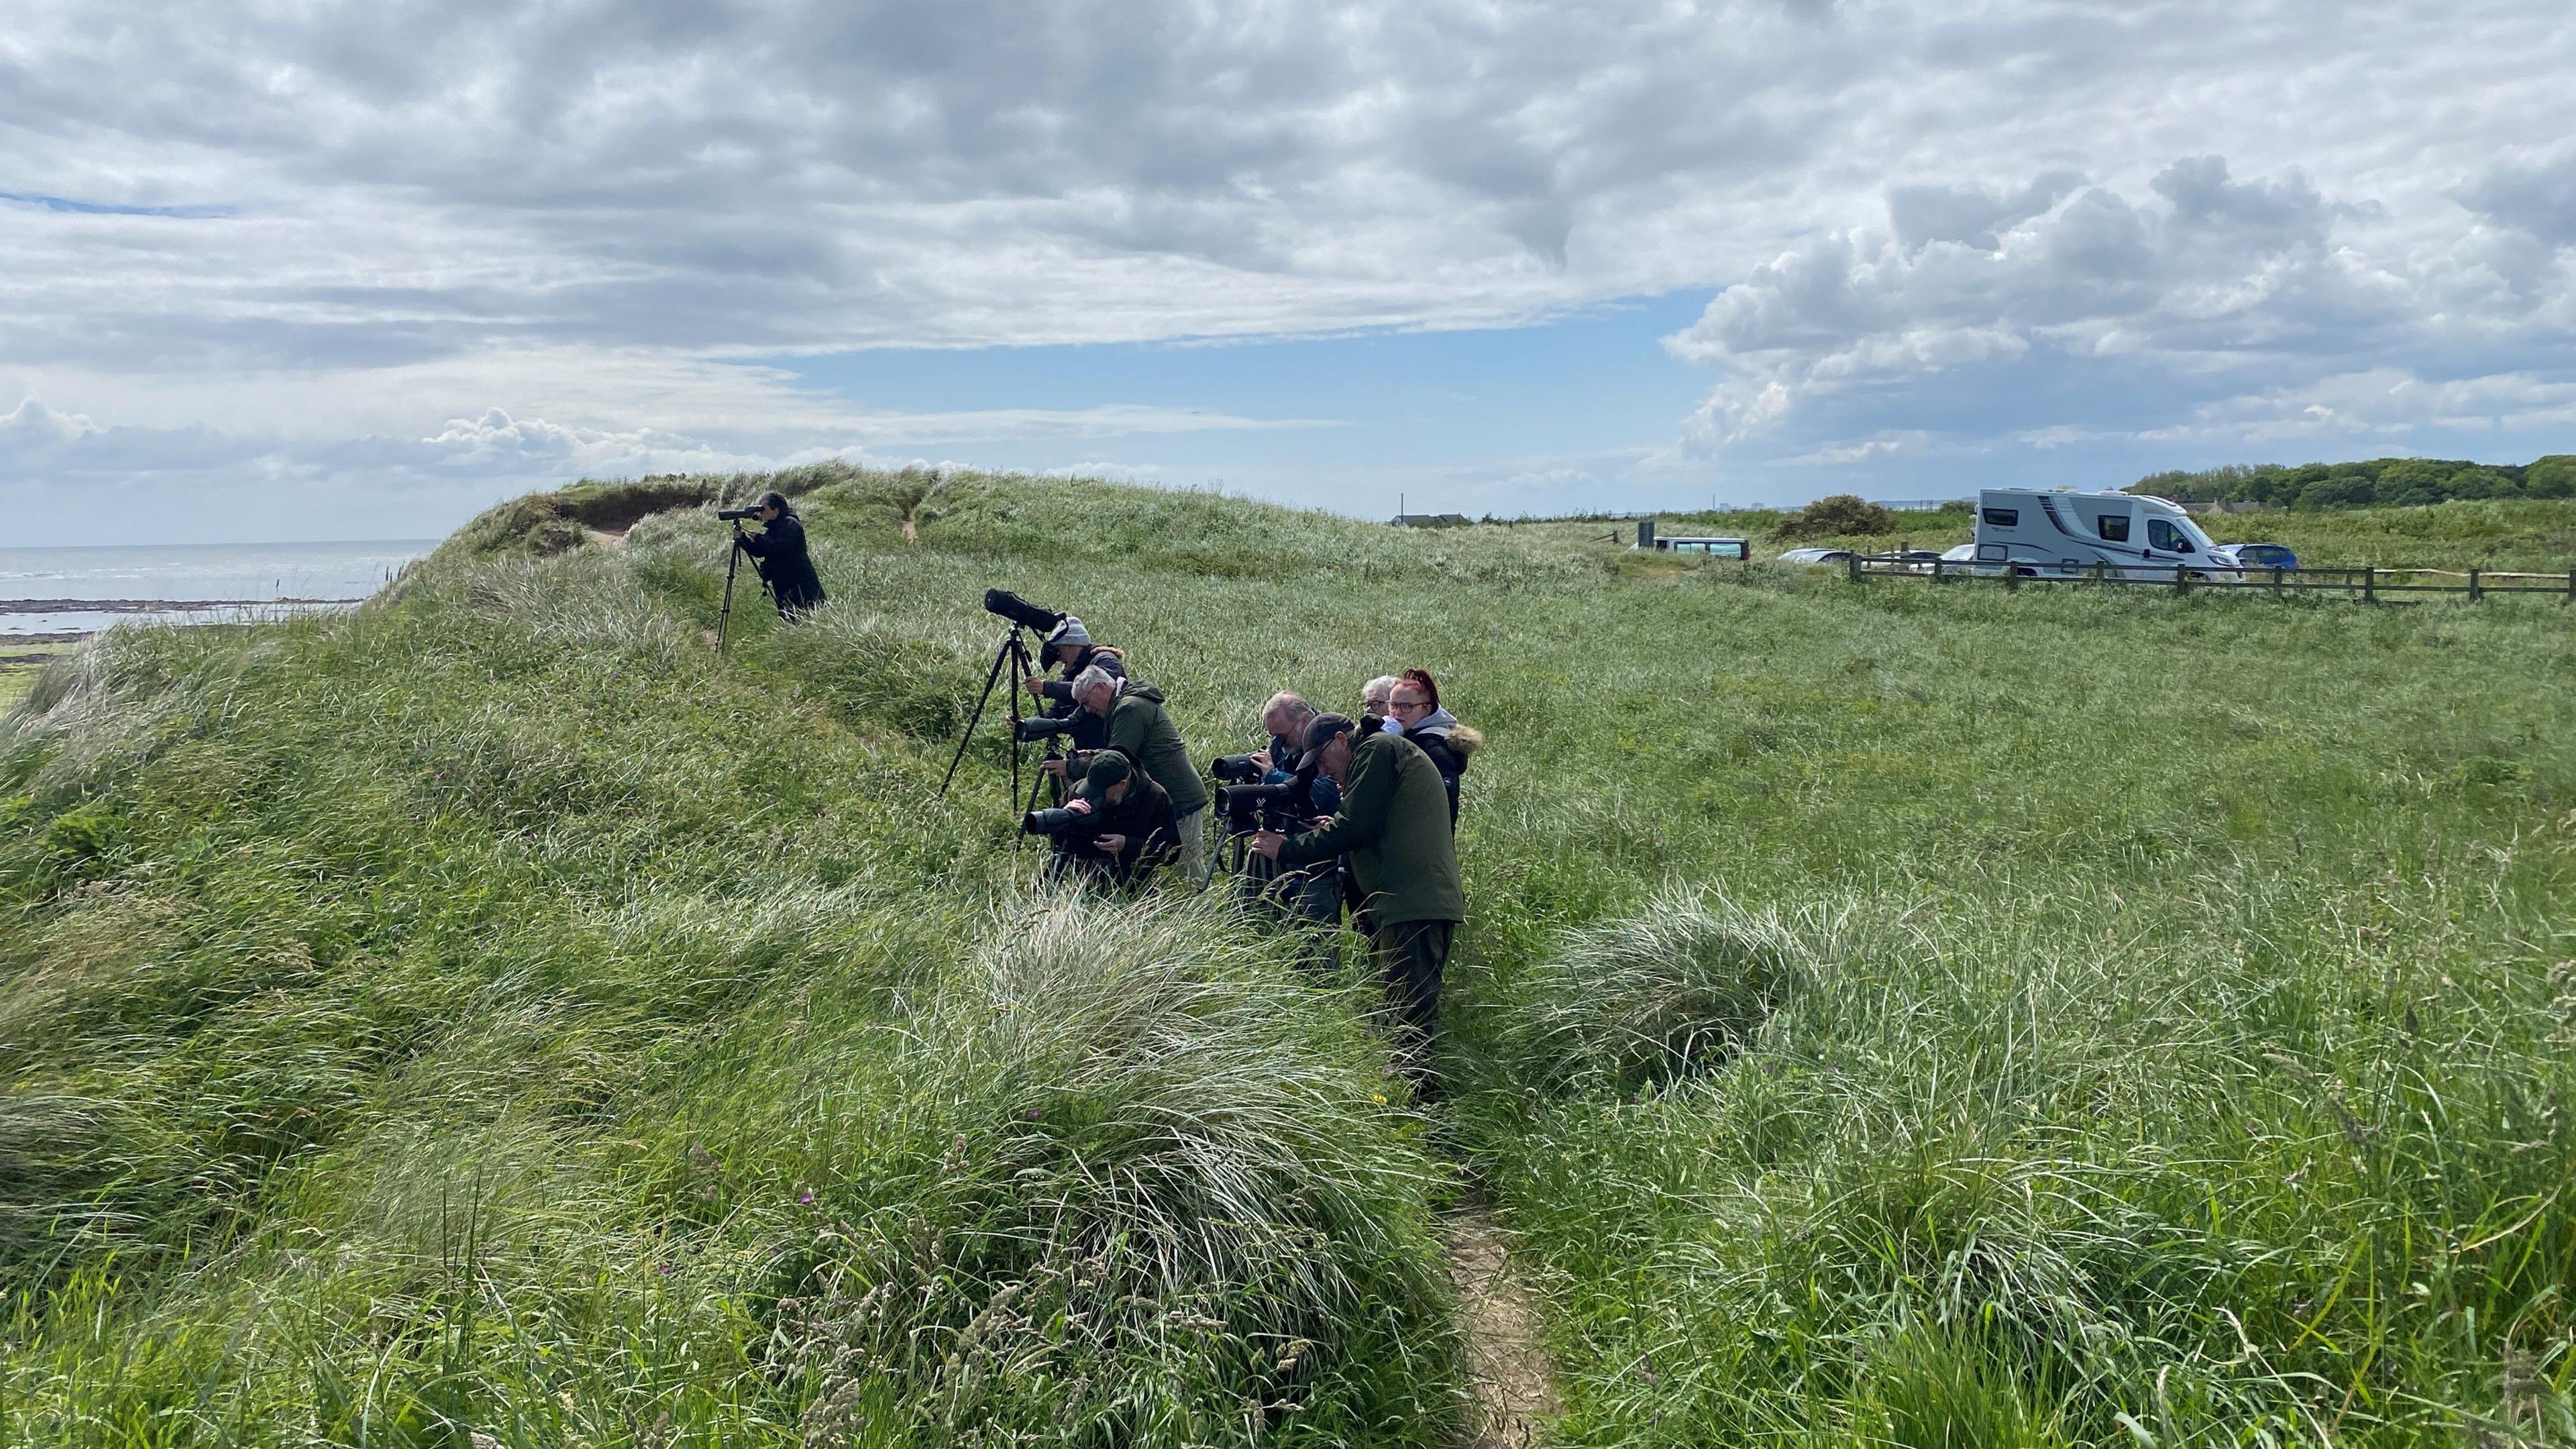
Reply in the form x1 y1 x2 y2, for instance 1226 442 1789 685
716 538 743 656
938 633 1017 798
1008 663 1020 814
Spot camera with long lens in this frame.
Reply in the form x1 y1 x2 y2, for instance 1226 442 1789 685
1021 804 1099 843
1016 716 1077 743
1210 753 1267 784
716 506 761 521
1216 779 1307 836
983 588 1065 635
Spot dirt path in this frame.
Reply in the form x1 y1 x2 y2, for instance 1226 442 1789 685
1447 1203 1560 1448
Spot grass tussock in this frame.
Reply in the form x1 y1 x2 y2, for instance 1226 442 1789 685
1505 885 1858 1089
766 890 1454 1444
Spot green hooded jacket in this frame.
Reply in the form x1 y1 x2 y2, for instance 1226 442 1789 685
1276 733 1464 925
1104 682 1210 816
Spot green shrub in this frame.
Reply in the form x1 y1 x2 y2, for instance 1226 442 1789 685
1776 494 1898 541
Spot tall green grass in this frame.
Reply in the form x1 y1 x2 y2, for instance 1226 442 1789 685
5 470 2572 1444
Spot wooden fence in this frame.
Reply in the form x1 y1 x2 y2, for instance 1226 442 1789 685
1844 555 2576 602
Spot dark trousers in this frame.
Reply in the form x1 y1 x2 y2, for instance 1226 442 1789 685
1371 918 1454 1079
1240 850 1345 970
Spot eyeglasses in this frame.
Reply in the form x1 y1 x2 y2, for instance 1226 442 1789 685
1389 696 1430 715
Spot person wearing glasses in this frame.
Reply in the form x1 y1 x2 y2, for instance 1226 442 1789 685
1384 667 1477 828
1360 674 1398 720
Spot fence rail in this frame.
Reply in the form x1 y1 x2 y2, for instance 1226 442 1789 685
1843 555 2576 602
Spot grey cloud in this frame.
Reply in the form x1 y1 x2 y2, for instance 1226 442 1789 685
1888 172 2084 250
2461 148 2576 248
2151 156 2326 241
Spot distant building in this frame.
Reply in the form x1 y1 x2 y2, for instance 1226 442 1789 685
1392 513 1474 527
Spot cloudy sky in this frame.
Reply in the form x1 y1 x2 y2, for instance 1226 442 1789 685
5 1 2573 544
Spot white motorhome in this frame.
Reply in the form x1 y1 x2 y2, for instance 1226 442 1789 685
1973 488 2226 579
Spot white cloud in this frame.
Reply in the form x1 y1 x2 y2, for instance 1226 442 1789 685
1664 154 2575 462
0 396 99 451
1781 431 1935 466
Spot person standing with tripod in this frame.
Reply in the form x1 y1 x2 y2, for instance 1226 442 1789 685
732 492 825 621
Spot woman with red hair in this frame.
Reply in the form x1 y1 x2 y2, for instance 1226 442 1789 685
1385 667 1479 828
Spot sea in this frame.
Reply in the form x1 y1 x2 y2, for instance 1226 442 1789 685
0 540 441 639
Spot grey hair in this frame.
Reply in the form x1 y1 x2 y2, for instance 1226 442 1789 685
1361 675 1399 704
1073 664 1120 697
1263 692 1317 731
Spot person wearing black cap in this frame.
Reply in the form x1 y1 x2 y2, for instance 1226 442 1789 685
1064 666 1212 886
732 492 826 621
1252 712 1464 1079
1047 751 1178 890
1022 614 1125 751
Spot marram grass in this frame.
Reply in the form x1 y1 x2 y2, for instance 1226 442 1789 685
3 468 2573 1446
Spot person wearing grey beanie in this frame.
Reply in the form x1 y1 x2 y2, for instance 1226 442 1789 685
1022 614 1126 751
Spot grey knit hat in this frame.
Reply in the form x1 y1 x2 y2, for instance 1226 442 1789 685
1047 616 1091 648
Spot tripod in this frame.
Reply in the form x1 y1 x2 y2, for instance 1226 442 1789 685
715 527 770 657
938 624 1042 803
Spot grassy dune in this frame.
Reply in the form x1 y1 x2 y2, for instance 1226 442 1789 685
3 471 2572 1446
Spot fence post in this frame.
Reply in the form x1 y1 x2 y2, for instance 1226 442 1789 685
2175 563 2188 594
2363 565 2375 603
1932 557 1946 583
2567 568 2573 605
2272 564 2285 598
1847 551 1862 584
2468 568 2482 602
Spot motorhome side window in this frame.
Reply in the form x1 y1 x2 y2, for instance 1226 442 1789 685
1982 506 2019 527
2147 519 2194 552
2096 513 2130 542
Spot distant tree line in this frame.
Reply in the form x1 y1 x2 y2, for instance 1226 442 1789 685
2130 455 2576 510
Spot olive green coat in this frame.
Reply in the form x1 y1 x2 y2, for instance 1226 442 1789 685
1277 733 1464 925
1104 683 1210 816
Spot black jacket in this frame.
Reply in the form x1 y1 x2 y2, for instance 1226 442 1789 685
1065 772 1179 887
738 515 825 614
1410 731 1467 827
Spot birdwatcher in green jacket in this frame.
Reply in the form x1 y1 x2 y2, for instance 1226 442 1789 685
1252 712 1464 1082
1065 665 1212 885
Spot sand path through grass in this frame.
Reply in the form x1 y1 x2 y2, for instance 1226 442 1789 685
1446 1201 1560 1448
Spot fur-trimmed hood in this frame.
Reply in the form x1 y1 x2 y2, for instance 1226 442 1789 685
1413 708 1483 759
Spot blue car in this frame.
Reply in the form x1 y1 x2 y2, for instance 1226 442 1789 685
2216 542 2299 573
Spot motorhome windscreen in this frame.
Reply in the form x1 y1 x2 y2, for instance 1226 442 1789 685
2147 519 2195 551
1982 507 2019 527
